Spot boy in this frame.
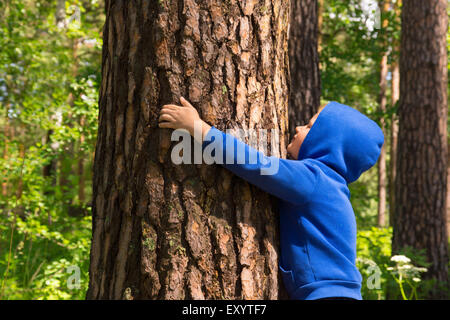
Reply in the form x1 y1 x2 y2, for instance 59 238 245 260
159 97 384 300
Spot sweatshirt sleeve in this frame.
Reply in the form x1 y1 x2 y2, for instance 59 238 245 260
201 126 319 205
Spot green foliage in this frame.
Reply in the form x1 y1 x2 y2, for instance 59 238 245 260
331 0 450 300
349 165 379 228
356 227 450 299
0 0 448 301
386 254 428 300
0 0 103 300
321 0 378 111
320 0 401 124
356 227 392 299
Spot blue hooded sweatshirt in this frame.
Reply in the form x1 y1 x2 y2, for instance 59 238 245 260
201 101 384 300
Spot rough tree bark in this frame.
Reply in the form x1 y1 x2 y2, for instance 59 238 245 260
87 0 291 299
392 0 448 287
288 0 321 136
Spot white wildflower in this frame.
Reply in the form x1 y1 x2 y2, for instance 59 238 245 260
412 277 421 282
390 255 411 264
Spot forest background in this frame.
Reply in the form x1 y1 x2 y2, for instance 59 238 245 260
0 0 449 300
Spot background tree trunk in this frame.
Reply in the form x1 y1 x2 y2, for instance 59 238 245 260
317 0 323 55
376 0 390 228
388 0 401 228
288 0 321 136
389 60 399 227
44 0 67 203
87 0 291 300
447 140 450 240
78 114 86 204
392 0 448 289
2 115 10 197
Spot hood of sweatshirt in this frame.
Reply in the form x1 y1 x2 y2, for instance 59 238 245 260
297 101 384 184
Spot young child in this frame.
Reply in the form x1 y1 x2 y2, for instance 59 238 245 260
159 97 384 300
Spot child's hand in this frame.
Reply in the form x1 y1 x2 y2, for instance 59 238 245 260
158 96 211 142
159 96 200 134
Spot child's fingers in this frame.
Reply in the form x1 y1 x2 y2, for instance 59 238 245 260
158 121 175 129
158 113 175 123
160 108 177 117
162 104 180 110
160 108 180 121
180 96 193 108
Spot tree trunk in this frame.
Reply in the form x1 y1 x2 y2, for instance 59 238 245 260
389 60 399 227
59 37 80 214
377 0 390 227
14 123 25 219
392 0 448 288
317 0 323 57
16 137 24 201
87 0 291 300
56 0 67 29
2 115 10 197
447 139 450 241
288 0 321 135
388 0 401 228
78 114 86 204
44 0 67 201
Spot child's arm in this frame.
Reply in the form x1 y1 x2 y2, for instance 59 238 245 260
159 97 319 205
201 126 319 205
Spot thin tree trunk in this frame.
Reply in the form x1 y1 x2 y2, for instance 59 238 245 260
16 137 24 201
392 0 448 290
53 1 79 210
44 0 67 201
69 36 83 205
288 0 321 136
448 139 450 239
78 114 86 203
377 0 390 227
56 0 67 29
389 60 399 227
2 115 10 197
14 124 25 219
87 0 291 300
388 0 401 228
318 0 323 55
59 37 79 212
